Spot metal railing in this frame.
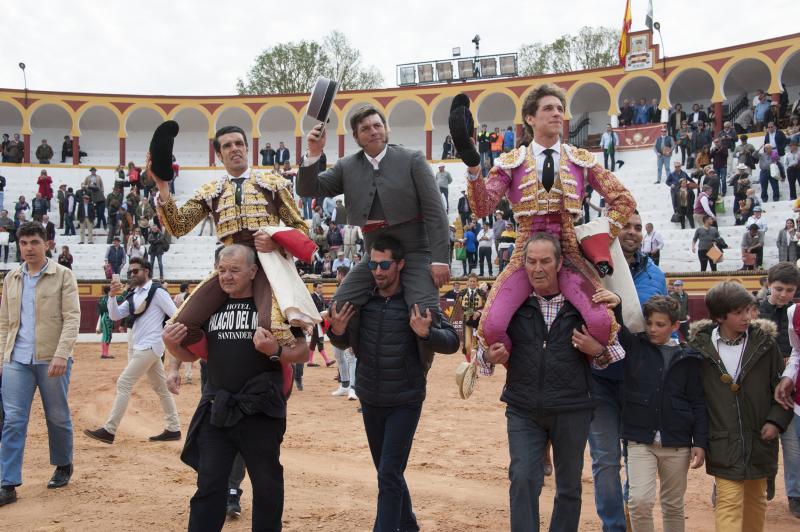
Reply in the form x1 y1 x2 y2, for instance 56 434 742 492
568 113 590 148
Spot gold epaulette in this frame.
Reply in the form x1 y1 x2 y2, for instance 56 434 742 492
495 146 527 170
254 171 292 192
193 180 223 203
563 144 597 168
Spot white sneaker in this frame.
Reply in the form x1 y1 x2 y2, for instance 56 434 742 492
331 386 348 397
347 388 358 401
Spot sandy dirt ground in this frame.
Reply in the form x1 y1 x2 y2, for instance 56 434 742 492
2 342 797 531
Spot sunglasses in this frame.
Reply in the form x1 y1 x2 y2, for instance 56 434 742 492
127 269 142 275
367 260 395 271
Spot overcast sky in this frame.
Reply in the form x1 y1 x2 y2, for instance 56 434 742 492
2 0 796 96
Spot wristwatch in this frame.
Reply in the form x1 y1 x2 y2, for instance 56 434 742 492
269 345 282 362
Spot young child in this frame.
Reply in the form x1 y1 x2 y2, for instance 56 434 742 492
688 281 793 531
620 295 706 532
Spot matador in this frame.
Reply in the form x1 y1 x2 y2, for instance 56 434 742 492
150 124 314 351
449 85 637 354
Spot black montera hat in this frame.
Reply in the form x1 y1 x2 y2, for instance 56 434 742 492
149 120 179 181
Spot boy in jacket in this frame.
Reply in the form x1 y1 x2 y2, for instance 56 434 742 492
688 281 793 531
620 295 707 532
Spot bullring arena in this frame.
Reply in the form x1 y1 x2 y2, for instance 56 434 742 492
1 10 800 531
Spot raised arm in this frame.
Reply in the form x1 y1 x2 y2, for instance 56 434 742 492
467 165 512 218
156 194 210 237
296 157 345 199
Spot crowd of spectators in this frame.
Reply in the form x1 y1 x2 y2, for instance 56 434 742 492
0 163 172 279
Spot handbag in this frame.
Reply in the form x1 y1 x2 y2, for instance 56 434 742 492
95 317 102 335
455 246 467 261
770 162 781 179
670 212 682 223
104 262 113 280
742 251 756 266
714 197 725 214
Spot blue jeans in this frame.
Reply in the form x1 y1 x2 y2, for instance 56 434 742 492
302 197 313 219
717 166 728 195
588 375 627 532
0 190 4 210
1 359 73 487
656 155 671 182
782 416 800 498
361 401 422 532
507 405 592 532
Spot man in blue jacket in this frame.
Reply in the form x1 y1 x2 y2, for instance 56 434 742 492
327 235 459 532
588 210 668 531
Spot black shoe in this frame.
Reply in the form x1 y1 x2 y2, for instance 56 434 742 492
84 427 115 444
47 464 73 489
0 486 16 506
789 497 800 519
149 429 181 442
226 489 242 519
295 379 303 391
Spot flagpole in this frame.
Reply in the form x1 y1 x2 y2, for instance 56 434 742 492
653 21 666 77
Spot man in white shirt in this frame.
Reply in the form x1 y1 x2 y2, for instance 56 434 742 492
84 257 180 444
744 206 768 234
640 223 664 266
477 224 495 277
599 124 619 170
331 250 351 271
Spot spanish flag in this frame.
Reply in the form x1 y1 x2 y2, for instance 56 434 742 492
618 0 633 66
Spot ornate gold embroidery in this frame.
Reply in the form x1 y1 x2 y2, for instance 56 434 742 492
158 196 209 238
271 294 297 347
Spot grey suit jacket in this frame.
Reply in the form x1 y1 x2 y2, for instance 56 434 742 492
297 144 449 263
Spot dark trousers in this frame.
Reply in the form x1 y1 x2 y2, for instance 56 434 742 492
310 325 324 353
507 405 592 532
698 248 717 271
678 321 690 342
478 246 493 276
644 250 660 266
198 362 246 494
188 410 285 532
361 401 423 532
788 165 800 200
679 145 689 165
63 214 76 236
603 149 615 170
677 206 694 229
95 201 107 228
466 251 477 273
759 169 780 202
106 218 119 243
439 187 449 212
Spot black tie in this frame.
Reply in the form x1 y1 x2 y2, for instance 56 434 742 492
541 149 555 191
232 177 245 206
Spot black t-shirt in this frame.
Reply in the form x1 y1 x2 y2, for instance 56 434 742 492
203 297 301 394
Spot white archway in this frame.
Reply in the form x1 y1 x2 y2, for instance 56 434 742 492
125 108 165 165
30 104 72 162
570 83 612 135
79 106 120 165
172 108 210 166
387 99 426 155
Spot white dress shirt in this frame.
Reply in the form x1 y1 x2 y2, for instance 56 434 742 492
529 140 562 177
108 280 177 355
785 305 800 416
641 231 664 254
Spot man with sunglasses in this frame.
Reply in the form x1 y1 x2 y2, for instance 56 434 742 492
327 235 459 532
84 257 180 444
